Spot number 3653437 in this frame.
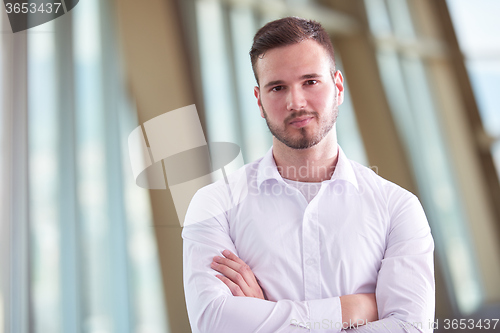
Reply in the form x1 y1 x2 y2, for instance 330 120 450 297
443 319 499 330
5 2 62 14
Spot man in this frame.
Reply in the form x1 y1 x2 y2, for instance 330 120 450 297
182 17 434 333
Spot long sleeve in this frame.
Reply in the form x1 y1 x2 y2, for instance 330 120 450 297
182 187 344 333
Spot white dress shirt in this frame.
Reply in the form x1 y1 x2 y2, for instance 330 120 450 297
182 146 435 333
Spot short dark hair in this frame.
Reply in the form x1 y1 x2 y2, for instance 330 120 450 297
250 17 336 85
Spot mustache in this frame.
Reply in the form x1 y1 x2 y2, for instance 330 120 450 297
285 110 319 123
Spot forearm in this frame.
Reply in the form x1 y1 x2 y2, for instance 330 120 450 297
186 293 343 333
195 248 377 332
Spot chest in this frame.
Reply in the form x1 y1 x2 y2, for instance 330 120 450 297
228 183 389 297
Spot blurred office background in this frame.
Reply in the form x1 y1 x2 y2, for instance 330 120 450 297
1 0 499 332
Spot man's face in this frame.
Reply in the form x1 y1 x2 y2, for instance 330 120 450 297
254 39 344 149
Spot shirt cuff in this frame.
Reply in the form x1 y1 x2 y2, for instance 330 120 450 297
307 297 343 333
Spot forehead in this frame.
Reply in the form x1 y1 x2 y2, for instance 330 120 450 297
256 39 332 84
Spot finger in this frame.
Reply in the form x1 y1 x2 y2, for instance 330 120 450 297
213 255 241 272
210 261 253 295
218 251 262 291
216 274 245 297
213 255 255 286
213 254 250 283
221 249 247 266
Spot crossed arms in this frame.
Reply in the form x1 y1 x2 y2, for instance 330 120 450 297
183 220 434 332
212 249 378 329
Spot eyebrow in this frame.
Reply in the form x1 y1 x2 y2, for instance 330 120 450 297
263 73 323 89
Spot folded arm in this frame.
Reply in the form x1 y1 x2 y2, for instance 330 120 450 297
213 249 378 327
345 192 435 333
183 219 346 333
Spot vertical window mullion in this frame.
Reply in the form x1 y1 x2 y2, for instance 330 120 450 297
334 54 369 167
54 13 81 333
28 20 63 333
73 0 113 331
0 9 9 333
195 0 241 146
99 1 133 331
228 4 272 162
8 29 30 333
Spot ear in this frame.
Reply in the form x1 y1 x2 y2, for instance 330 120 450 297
334 70 344 105
254 86 265 118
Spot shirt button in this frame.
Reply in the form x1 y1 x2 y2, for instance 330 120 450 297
306 258 316 265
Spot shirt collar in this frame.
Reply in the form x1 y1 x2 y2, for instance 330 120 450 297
256 145 359 190
331 146 359 190
256 147 283 187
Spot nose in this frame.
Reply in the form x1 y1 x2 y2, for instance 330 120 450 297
286 87 306 111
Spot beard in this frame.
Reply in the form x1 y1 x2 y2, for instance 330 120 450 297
262 104 338 150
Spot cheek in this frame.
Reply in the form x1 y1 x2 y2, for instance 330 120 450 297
262 93 283 106
314 87 336 108
261 95 284 116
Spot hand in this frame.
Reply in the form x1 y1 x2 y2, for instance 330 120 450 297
211 249 265 300
339 293 378 328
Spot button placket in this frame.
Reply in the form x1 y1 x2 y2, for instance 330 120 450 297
302 200 321 301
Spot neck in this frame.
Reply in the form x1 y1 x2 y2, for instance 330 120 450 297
272 126 339 182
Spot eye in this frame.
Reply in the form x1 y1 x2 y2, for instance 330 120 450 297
271 86 284 92
305 80 318 85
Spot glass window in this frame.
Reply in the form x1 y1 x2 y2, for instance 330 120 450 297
195 0 244 152
28 20 61 332
18 0 169 332
227 5 272 162
73 1 114 330
0 7 5 333
365 0 483 315
335 56 368 166
446 0 500 179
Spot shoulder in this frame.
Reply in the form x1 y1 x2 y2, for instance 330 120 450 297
350 159 416 200
349 159 425 222
194 155 262 198
184 156 262 225
348 161 432 246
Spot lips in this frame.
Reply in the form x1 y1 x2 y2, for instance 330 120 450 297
289 116 314 128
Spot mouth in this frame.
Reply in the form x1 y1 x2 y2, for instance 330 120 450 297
289 116 314 128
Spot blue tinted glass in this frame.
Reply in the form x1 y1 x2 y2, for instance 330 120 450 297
28 21 62 333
